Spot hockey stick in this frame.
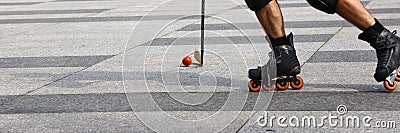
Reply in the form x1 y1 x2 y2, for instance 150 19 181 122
200 0 205 66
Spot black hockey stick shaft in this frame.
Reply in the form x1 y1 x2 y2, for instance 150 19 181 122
201 0 205 65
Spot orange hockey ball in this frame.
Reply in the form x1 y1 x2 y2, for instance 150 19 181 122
182 56 192 66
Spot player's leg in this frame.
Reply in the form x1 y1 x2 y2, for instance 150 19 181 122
307 0 400 82
245 0 301 77
336 0 375 30
254 0 285 38
306 0 374 30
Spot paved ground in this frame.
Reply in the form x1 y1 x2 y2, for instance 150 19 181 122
0 0 400 132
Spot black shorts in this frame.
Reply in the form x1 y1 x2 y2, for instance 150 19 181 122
244 0 272 11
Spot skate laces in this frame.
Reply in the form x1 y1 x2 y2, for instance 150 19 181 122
379 30 399 48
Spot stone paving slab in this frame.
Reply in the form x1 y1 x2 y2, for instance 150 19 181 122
0 0 399 132
0 67 83 96
0 112 152 132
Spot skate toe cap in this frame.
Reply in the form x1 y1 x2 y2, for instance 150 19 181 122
374 68 390 82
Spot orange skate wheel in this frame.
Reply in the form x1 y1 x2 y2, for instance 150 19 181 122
290 76 304 90
395 67 400 82
248 80 261 92
276 79 289 91
262 83 275 91
395 75 400 82
384 80 397 91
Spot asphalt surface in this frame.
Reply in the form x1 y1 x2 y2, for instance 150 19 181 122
0 0 400 132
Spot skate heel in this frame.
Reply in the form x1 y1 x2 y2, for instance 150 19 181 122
396 65 400 82
383 68 399 91
384 65 400 91
248 67 262 92
248 67 261 80
248 66 275 92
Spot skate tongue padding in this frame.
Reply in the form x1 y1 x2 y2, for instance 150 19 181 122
373 29 397 50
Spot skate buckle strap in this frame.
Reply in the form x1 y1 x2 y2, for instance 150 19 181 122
373 30 398 50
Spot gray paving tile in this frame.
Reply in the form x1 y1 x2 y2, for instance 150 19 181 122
368 8 400 14
0 2 43 6
231 3 311 10
144 34 332 46
2 90 400 114
307 50 377 63
0 9 111 15
0 93 131 114
0 67 85 96
220 111 255 132
0 55 113 68
133 111 254 132
0 15 206 24
232 1 371 10
0 112 153 132
178 19 400 31
55 0 110 1
0 92 266 113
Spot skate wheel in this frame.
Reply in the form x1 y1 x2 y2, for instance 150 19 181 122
396 75 400 82
290 76 304 90
276 79 289 91
262 83 275 91
248 80 261 92
384 80 397 91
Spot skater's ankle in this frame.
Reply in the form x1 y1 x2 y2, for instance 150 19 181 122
358 18 385 45
268 35 290 47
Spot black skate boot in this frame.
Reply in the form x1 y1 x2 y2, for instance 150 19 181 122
248 33 304 91
271 33 303 90
359 20 400 91
273 33 301 77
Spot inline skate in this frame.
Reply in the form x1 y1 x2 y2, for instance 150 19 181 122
248 33 304 91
